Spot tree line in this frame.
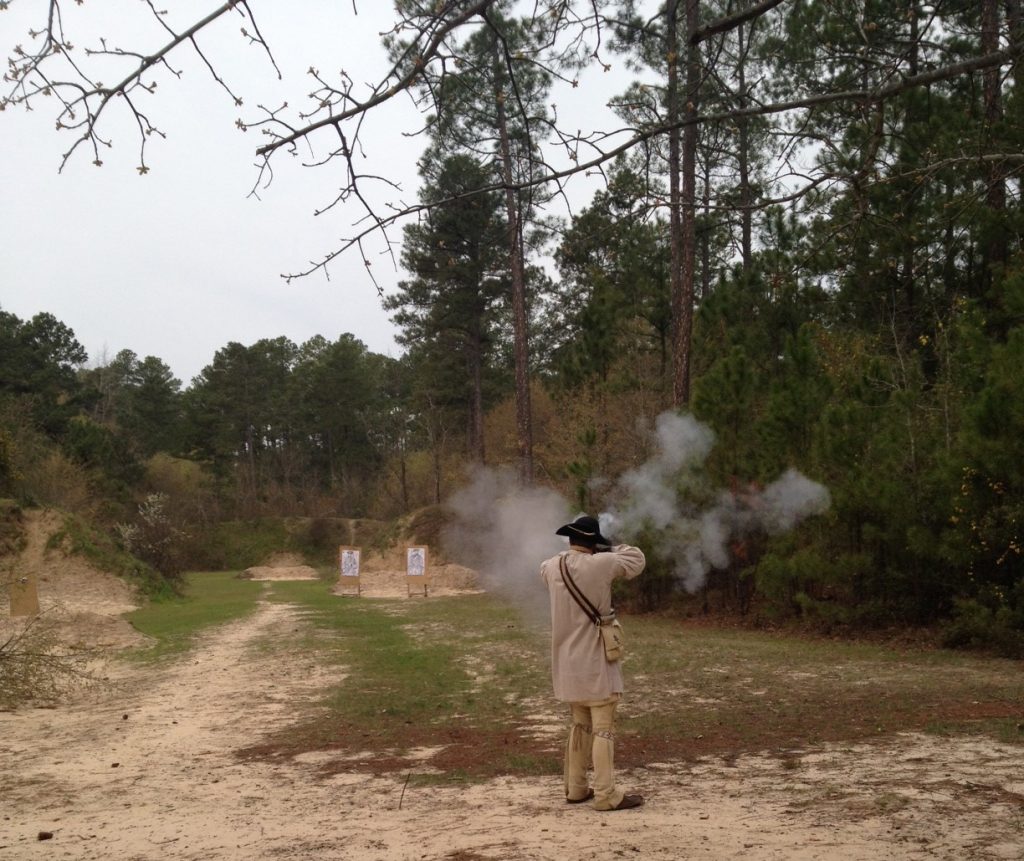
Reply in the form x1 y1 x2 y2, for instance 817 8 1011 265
3 1 1023 652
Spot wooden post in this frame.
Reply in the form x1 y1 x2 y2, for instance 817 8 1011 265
10 574 40 617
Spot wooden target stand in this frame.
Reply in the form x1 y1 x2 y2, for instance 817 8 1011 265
406 546 429 597
337 546 361 597
9 573 40 617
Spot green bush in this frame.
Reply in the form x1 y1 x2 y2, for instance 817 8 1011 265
941 593 1024 658
182 518 292 570
115 493 187 581
174 515 392 572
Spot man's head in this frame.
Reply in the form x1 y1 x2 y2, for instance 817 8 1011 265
555 515 611 550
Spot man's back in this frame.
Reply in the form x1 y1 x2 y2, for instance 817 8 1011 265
540 545 645 702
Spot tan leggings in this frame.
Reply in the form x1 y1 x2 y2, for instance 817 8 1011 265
564 694 623 810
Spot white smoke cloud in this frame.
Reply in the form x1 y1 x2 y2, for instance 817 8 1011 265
652 410 716 473
442 413 831 612
600 413 831 593
759 468 832 533
608 413 714 534
442 466 570 625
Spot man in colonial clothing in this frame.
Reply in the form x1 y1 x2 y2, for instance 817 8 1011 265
540 515 646 810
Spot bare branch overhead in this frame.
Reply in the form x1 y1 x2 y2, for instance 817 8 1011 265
689 0 788 46
5 0 1021 285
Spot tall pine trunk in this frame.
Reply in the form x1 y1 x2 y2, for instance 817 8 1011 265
493 48 534 484
468 325 486 463
737 22 752 271
667 0 700 408
666 1 685 407
981 0 1007 289
676 0 700 407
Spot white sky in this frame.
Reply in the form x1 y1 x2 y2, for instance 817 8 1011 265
1 1 638 385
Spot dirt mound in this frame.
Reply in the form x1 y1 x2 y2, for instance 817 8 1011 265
403 505 452 548
238 551 321 581
0 508 148 651
47 610 148 650
232 550 323 581
260 551 307 568
331 543 480 598
241 565 320 581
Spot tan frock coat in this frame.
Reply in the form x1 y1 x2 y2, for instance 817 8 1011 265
540 545 646 703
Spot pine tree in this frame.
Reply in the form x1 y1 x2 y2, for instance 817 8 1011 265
394 5 554 481
385 153 507 464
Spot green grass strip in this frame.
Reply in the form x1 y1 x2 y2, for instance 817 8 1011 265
261 582 549 750
127 570 264 660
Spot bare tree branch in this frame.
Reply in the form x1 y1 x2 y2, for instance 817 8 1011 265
690 0 787 46
3 1 252 170
6 1 1020 289
254 0 498 158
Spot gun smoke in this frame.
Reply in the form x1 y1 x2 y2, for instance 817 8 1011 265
442 412 830 618
444 467 571 625
600 412 831 592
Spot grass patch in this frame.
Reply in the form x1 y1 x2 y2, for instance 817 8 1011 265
128 575 1021 780
264 582 471 730
239 592 1024 776
407 771 473 788
503 751 556 774
619 618 1024 764
240 584 553 777
127 570 264 659
924 716 1024 744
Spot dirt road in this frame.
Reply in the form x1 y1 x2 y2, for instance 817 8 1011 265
2 598 1023 860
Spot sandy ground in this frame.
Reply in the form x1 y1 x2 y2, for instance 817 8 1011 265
0 510 146 651
2 514 1023 860
1 598 1022 860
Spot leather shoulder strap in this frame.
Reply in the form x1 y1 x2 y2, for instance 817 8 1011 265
558 554 600 626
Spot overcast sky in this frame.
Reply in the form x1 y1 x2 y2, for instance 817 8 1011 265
1 1 637 385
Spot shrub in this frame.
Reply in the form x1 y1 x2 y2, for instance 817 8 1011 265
115 493 187 581
941 594 1024 658
0 612 96 708
49 512 172 598
184 518 291 570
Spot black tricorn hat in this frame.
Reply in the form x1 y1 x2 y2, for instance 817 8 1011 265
555 515 611 547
